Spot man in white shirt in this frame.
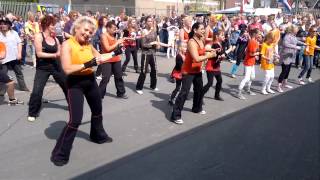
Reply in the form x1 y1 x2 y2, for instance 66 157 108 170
0 17 29 95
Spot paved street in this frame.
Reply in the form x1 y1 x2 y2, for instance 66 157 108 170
0 53 319 179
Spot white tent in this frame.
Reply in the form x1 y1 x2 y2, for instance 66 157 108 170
214 6 255 14
254 8 282 16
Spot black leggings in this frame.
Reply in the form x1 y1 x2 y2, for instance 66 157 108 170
28 68 67 117
98 61 126 98
171 73 204 120
203 71 222 98
170 79 182 100
122 46 138 72
51 74 110 162
278 63 292 83
136 53 157 90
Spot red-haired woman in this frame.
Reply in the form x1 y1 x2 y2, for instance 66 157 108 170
27 15 68 122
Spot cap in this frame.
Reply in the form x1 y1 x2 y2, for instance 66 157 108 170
0 17 12 27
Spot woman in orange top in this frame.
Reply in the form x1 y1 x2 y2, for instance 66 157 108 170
98 21 127 99
298 25 320 84
171 22 216 124
205 15 217 45
179 16 192 44
51 16 117 166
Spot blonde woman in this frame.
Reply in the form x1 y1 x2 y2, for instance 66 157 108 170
25 11 40 67
50 16 119 166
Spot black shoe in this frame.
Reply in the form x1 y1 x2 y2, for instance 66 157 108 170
50 156 68 166
20 88 30 92
214 96 224 101
168 99 174 106
135 69 140 73
117 94 128 99
90 136 113 144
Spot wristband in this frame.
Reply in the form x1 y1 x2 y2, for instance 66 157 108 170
83 57 97 68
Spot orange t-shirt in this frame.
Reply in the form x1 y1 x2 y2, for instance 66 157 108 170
67 36 94 75
304 36 317 56
244 39 259 66
182 44 205 74
101 34 121 63
0 42 5 59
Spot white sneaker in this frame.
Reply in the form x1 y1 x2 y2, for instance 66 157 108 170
261 90 269 95
136 90 143 95
27 116 36 122
198 110 206 115
96 75 102 80
247 91 256 96
238 92 246 100
284 84 293 89
231 74 236 78
308 78 314 83
173 119 184 124
230 60 236 64
267 89 275 94
277 86 283 93
298 78 305 85
152 87 159 91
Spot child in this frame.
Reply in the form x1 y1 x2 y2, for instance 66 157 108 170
167 26 179 59
230 24 249 78
169 43 186 105
202 30 228 101
238 28 260 100
260 32 279 95
298 25 320 84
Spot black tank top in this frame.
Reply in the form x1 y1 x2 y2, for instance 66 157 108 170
36 33 59 70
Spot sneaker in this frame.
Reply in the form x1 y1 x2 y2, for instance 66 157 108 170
96 76 102 80
284 84 293 89
261 90 269 95
231 74 236 78
173 119 184 124
308 78 314 83
214 96 224 101
230 59 236 64
152 87 159 91
168 99 174 106
27 116 36 122
267 89 275 94
8 98 24 106
117 94 128 99
237 92 246 100
247 91 256 96
136 90 143 95
198 110 206 115
298 78 305 85
277 86 284 93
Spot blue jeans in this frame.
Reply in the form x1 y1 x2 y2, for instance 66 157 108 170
298 55 313 79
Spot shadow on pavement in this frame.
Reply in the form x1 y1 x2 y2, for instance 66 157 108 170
71 81 319 180
44 121 90 141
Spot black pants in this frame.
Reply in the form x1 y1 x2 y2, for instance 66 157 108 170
28 68 68 117
171 73 204 120
98 61 126 98
136 53 157 90
203 71 222 98
278 63 292 83
122 46 138 72
51 74 110 162
170 79 182 101
0 60 28 95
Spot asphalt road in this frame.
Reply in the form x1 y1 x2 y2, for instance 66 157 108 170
0 53 319 179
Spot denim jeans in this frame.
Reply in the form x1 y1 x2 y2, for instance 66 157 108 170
298 55 313 79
